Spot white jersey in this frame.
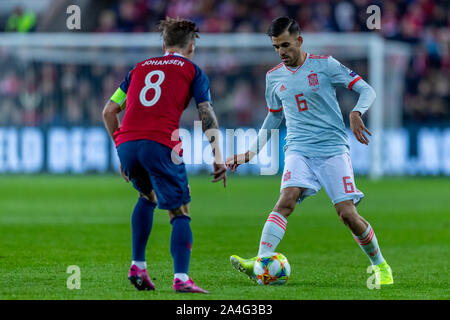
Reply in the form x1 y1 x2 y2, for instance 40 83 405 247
265 53 363 157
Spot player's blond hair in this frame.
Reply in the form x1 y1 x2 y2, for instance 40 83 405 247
158 17 199 49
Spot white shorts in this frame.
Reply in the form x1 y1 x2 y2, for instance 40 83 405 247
280 152 364 205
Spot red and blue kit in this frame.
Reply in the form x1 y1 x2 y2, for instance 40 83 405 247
110 53 211 210
111 53 212 152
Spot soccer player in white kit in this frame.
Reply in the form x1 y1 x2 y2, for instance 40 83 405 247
227 17 393 286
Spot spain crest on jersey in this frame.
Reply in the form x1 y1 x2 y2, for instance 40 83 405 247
308 73 319 87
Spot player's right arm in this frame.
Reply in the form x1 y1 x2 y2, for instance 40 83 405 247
226 74 284 171
103 73 129 182
226 111 283 171
102 69 130 141
102 99 122 141
102 99 130 183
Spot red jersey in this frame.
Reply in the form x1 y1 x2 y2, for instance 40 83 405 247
113 53 211 153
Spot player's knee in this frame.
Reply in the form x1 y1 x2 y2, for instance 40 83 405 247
338 210 353 225
335 201 357 224
274 188 302 217
168 205 190 220
139 191 157 203
274 198 297 217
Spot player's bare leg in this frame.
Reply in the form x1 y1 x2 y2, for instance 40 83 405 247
272 187 304 218
230 187 305 280
168 204 208 293
139 191 157 203
334 200 368 235
168 204 189 219
335 200 393 285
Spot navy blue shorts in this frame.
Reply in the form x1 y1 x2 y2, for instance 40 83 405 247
117 140 191 210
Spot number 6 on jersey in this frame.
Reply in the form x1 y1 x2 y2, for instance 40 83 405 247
295 93 308 112
139 70 165 107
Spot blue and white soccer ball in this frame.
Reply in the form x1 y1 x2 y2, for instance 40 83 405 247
253 252 291 285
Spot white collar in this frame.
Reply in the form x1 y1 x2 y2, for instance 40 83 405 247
164 51 184 57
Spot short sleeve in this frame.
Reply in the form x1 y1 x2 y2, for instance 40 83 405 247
110 67 134 109
119 67 134 93
265 75 283 112
327 56 362 90
192 65 212 105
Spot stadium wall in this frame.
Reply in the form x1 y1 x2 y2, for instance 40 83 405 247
0 126 449 176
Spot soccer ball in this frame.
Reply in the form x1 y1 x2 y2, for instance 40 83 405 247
253 252 291 285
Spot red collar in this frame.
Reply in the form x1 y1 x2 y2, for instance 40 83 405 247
284 53 308 74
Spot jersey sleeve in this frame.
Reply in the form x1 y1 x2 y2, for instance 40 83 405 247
110 68 134 110
327 56 362 90
265 75 283 113
192 65 212 105
350 78 376 116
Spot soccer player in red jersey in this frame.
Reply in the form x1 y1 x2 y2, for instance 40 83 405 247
102 17 226 293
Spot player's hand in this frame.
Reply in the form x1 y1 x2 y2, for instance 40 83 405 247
225 151 255 172
350 111 372 145
211 162 227 187
120 165 130 183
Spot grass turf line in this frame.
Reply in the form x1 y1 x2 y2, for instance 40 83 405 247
0 175 448 300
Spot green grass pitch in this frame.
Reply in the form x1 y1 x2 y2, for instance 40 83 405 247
0 175 448 300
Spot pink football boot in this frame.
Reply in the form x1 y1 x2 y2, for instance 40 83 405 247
128 264 155 291
173 278 209 293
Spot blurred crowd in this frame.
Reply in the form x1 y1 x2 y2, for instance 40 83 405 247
0 0 448 127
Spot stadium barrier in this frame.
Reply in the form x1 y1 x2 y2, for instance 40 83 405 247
0 32 412 180
0 126 448 176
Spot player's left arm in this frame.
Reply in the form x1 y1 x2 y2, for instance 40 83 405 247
349 79 376 145
327 56 376 145
197 101 227 187
192 65 226 186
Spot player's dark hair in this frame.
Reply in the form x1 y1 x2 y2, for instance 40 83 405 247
267 17 300 37
158 17 199 49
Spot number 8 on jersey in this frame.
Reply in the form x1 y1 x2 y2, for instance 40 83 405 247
139 70 165 107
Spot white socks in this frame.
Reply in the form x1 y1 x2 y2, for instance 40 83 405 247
132 261 189 281
174 273 189 282
353 224 384 265
132 260 147 270
258 212 287 256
